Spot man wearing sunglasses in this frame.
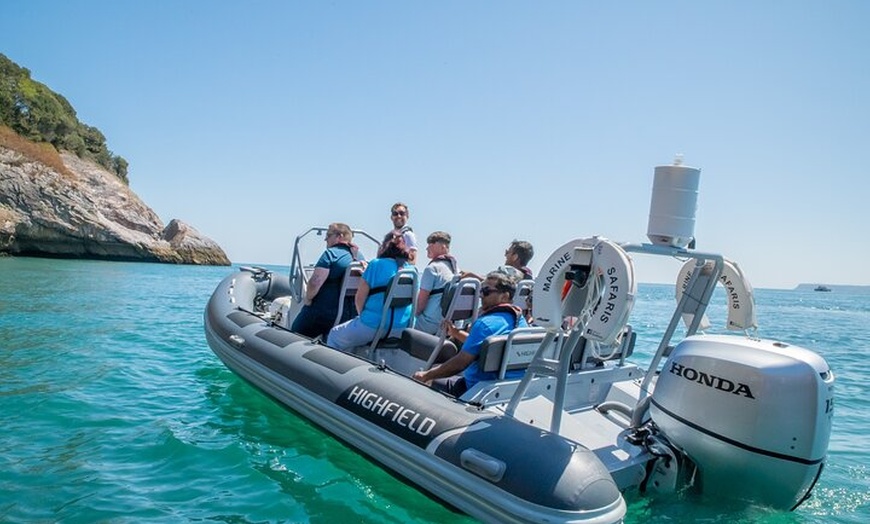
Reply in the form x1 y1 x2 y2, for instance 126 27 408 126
413 271 527 397
387 202 418 264
461 239 534 283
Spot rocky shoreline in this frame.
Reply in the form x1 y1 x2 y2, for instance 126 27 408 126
0 146 230 266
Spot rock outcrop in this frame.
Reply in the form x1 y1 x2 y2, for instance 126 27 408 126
0 145 230 265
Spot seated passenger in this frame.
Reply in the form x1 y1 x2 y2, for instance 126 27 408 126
414 231 459 334
462 239 534 282
413 272 527 397
291 223 362 339
327 232 414 350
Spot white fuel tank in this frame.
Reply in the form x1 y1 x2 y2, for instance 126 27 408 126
649 335 834 509
646 159 701 248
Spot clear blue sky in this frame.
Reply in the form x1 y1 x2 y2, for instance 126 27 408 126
4 1 868 289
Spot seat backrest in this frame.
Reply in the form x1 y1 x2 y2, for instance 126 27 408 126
440 277 481 330
370 268 418 349
422 277 480 369
334 261 365 325
478 327 549 379
572 324 636 369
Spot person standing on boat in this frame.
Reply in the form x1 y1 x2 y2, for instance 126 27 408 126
327 232 414 350
291 223 362 340
413 272 527 397
386 202 418 265
414 231 459 334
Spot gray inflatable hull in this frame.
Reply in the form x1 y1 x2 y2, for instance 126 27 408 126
204 268 626 523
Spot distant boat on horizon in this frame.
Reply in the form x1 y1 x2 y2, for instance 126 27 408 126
815 285 832 292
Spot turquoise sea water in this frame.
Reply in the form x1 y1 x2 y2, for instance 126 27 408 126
1 257 867 523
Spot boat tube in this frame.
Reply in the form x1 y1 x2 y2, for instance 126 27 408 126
205 267 626 524
204 160 834 522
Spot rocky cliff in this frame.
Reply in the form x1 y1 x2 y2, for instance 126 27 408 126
0 145 230 265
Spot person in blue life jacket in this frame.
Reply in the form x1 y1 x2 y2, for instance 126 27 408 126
413 271 527 397
386 202 418 265
414 231 459 334
327 231 413 351
291 223 364 340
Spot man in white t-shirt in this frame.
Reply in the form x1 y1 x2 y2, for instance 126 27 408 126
386 202 418 264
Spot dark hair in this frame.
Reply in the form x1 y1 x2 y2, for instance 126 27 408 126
485 271 517 299
426 231 451 246
379 231 410 260
509 240 534 266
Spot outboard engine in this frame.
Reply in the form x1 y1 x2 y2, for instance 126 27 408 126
649 334 834 509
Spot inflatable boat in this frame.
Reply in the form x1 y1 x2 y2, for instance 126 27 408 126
204 161 834 523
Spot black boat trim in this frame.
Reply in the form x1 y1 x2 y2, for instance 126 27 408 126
651 398 825 466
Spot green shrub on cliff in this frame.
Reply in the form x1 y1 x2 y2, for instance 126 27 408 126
0 53 128 184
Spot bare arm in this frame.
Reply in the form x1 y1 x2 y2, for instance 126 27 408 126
415 289 431 316
355 279 370 315
443 319 468 344
414 350 475 383
304 267 329 305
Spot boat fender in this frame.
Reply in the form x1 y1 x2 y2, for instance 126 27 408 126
460 448 506 482
676 258 757 331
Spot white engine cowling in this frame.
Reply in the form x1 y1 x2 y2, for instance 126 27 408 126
649 334 834 509
268 296 295 329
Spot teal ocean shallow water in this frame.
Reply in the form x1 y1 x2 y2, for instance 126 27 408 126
1 257 867 523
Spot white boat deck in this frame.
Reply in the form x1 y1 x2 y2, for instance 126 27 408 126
494 376 652 488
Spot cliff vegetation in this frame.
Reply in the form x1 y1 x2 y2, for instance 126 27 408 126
0 53 229 266
0 53 128 183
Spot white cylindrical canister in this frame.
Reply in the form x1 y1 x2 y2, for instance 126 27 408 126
647 159 701 248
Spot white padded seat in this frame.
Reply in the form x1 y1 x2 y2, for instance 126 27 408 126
477 327 550 379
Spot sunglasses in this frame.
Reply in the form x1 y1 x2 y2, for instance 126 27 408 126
480 286 498 296
391 210 407 217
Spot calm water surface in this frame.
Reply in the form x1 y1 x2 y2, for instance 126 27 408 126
0 257 867 523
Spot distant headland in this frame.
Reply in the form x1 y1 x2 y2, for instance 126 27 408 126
0 53 229 265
